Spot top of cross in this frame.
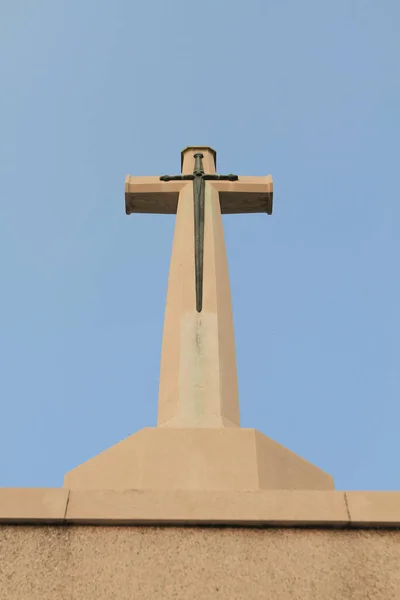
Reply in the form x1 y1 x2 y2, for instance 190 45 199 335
180 146 217 172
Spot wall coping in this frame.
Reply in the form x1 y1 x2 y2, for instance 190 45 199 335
0 489 399 528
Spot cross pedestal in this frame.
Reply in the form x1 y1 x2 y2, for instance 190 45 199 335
64 147 334 491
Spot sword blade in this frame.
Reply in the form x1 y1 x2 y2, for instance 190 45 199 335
193 176 204 313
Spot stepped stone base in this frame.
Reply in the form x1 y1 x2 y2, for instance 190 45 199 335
64 428 334 491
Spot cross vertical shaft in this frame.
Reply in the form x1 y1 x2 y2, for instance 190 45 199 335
158 147 240 428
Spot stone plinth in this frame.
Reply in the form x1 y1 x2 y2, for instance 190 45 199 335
63 427 333 491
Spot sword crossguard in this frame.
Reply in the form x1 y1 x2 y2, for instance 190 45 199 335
203 174 238 181
160 174 194 182
160 174 238 182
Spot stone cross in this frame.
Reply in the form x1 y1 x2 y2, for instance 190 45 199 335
64 146 333 491
125 147 273 429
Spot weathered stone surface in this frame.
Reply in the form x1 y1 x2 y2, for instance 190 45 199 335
346 492 400 527
0 488 68 522
1 525 399 599
63 428 334 491
65 489 347 525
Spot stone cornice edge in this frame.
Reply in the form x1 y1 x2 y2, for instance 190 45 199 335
0 489 399 528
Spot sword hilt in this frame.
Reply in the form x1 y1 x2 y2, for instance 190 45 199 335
193 153 205 176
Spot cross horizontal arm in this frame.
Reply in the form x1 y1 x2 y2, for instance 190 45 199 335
125 174 274 215
125 176 190 215
209 175 273 215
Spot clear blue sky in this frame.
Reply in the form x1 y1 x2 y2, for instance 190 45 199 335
1 0 399 490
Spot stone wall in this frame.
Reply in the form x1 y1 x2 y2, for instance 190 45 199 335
1 489 399 599
1 525 399 599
